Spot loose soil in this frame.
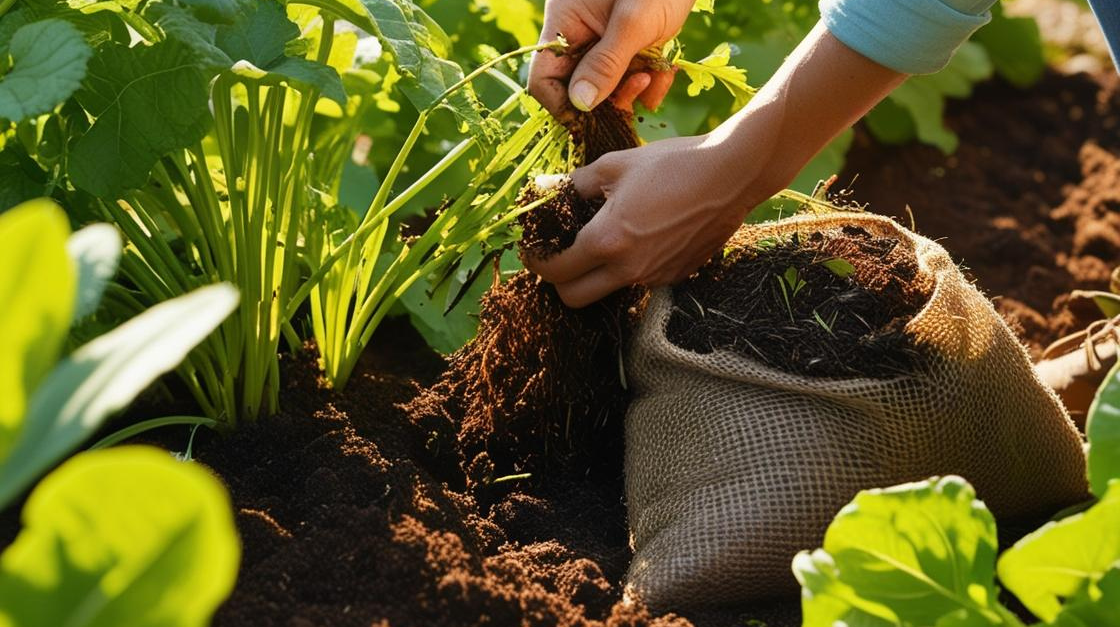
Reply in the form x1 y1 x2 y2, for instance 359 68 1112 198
667 225 933 378
3 72 1117 627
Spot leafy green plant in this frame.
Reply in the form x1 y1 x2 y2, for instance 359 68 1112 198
0 198 240 626
0 198 237 507
794 362 1120 626
0 446 240 627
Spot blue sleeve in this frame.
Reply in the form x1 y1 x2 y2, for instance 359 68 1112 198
1086 0 1120 71
819 0 996 75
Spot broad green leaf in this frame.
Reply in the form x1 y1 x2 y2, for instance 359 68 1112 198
69 39 210 197
0 199 75 461
973 4 1044 89
358 0 485 132
66 224 121 322
147 3 234 69
0 446 239 627
0 19 93 123
245 56 348 104
216 2 347 103
997 480 1120 622
214 0 299 65
1088 364 1120 496
472 0 540 47
0 284 238 508
794 476 1012 626
882 42 992 154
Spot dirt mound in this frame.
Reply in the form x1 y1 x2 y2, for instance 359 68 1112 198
668 225 933 378
182 321 699 627
843 71 1120 355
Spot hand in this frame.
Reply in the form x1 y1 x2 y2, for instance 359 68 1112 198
529 0 693 119
523 134 764 308
524 24 908 308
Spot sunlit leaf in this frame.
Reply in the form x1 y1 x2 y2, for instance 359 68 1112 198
794 476 1010 626
0 446 239 627
68 39 211 197
0 284 238 507
0 19 92 123
0 199 74 461
998 481 1120 622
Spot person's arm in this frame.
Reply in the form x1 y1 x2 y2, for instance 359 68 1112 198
1084 0 1120 70
525 23 906 308
525 0 998 308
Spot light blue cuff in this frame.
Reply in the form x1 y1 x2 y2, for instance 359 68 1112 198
820 0 994 75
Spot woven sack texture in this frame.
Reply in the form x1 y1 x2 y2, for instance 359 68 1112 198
624 212 1088 609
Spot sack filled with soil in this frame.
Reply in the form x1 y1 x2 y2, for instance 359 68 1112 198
623 212 1089 610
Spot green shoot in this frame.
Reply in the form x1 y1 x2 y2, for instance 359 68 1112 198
820 257 856 278
776 266 806 322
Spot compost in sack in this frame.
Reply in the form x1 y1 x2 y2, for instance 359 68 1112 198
623 213 1088 609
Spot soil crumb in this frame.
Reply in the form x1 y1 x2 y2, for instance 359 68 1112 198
668 226 933 378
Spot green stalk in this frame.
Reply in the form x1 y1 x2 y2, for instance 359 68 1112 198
89 416 218 451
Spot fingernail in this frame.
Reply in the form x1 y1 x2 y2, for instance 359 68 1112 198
570 80 597 112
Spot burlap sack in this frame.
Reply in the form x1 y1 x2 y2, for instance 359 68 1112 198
624 213 1088 609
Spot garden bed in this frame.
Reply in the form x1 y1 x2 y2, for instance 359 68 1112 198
3 70 1118 627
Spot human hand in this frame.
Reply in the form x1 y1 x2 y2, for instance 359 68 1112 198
528 0 693 120
524 23 907 308
523 134 767 308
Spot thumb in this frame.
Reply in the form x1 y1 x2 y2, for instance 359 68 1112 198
568 22 644 112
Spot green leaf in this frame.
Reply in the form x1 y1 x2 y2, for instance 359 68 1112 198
66 224 122 323
881 42 992 153
677 42 754 109
69 39 211 197
358 0 485 132
471 0 540 47
237 56 348 104
821 257 855 278
0 199 75 462
1088 364 1120 497
794 476 1012 626
0 19 93 123
0 446 239 627
215 1 347 103
1049 566 1120 627
0 284 238 508
972 4 1044 89
147 3 234 69
214 0 298 65
998 480 1120 622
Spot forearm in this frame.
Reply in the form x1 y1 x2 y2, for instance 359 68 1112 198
699 22 906 212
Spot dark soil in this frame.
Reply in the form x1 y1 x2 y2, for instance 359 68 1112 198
842 71 1120 356
667 226 933 378
3 72 1118 627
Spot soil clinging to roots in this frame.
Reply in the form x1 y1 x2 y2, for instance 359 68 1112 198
667 225 934 378
406 102 648 491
